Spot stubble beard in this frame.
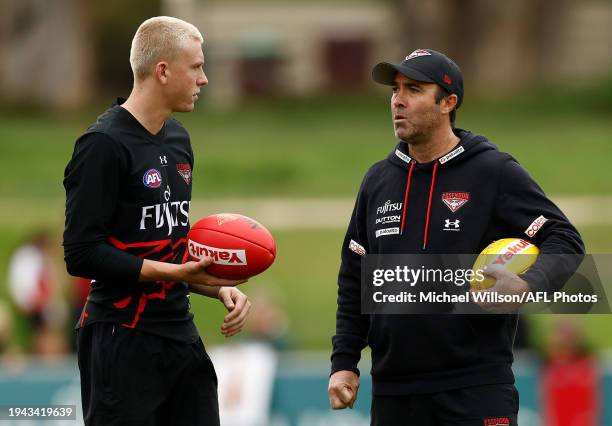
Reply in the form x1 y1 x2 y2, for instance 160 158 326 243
395 110 441 146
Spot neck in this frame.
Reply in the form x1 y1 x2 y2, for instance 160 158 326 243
121 83 171 135
407 126 460 163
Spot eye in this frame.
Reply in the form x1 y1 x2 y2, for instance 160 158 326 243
391 86 399 94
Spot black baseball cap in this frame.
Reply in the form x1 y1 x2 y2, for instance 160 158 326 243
372 49 464 108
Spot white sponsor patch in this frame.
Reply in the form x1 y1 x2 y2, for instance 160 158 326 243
188 240 247 265
395 149 412 164
438 146 465 164
377 200 403 215
349 239 366 256
375 215 401 225
375 227 400 238
406 49 432 60
524 215 548 238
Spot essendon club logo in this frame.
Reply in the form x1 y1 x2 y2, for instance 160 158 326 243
143 169 162 188
406 49 432 60
188 240 247 266
442 192 470 213
176 164 192 185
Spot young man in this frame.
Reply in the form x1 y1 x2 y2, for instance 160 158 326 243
328 49 584 425
63 17 249 426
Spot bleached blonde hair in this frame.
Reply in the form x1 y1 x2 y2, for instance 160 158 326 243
130 16 203 81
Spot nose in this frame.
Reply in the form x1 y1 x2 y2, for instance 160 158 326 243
198 70 208 87
392 91 406 110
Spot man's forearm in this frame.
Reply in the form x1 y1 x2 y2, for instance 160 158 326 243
140 257 245 287
139 259 184 282
140 260 220 297
188 283 221 298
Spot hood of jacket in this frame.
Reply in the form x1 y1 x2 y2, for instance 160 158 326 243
387 128 497 170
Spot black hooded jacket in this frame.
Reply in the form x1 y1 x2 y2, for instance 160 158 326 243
331 128 584 395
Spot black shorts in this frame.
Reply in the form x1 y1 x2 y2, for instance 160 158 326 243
77 322 219 426
371 384 519 426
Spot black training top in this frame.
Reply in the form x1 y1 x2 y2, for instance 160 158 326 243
331 128 585 395
63 99 198 343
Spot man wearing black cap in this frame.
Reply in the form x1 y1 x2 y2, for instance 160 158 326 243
328 49 584 425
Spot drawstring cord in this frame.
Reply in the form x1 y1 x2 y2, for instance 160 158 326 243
400 161 416 233
422 162 438 250
399 160 439 250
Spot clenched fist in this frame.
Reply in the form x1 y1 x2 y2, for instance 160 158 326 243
328 370 360 409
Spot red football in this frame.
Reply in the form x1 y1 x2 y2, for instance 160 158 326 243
186 213 276 280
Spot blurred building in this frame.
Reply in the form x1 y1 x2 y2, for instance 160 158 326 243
166 0 612 104
395 0 612 89
166 0 401 105
0 0 92 109
1 0 612 108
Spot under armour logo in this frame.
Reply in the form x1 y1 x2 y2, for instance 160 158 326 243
443 219 460 231
160 156 168 165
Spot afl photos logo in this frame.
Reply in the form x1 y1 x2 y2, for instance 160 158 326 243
143 169 162 188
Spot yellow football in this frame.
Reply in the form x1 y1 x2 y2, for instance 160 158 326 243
470 238 539 290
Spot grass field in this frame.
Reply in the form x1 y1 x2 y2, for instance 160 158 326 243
1 80 611 199
0 82 611 353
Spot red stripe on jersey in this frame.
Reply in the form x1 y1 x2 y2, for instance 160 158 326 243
108 236 171 258
158 238 187 262
121 281 175 329
159 252 174 262
108 237 187 328
172 237 186 249
113 296 132 309
80 299 89 327
181 250 190 263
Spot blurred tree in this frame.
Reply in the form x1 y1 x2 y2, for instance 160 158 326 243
523 0 573 80
0 0 161 108
0 0 92 109
87 0 161 96
394 0 574 89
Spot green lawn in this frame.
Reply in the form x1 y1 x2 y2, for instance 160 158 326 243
193 229 343 349
1 80 611 199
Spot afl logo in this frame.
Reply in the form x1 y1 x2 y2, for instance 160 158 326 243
143 169 162 188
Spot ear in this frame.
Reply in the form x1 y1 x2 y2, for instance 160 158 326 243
154 62 170 85
441 94 458 114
